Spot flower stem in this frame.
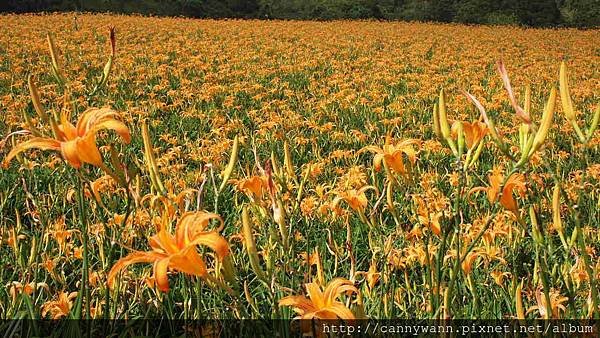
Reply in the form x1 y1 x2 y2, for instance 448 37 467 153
76 172 91 320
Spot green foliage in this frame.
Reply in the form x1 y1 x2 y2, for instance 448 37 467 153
561 0 600 27
0 0 599 27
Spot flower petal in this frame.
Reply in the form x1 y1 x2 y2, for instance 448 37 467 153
76 134 104 167
153 257 171 292
169 249 207 277
2 137 60 168
186 231 230 260
59 139 82 168
305 283 325 309
107 251 165 289
93 119 131 144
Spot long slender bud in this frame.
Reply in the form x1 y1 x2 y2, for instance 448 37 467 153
28 75 48 122
552 183 569 251
432 102 441 138
283 140 295 180
242 206 268 282
218 136 239 194
528 87 556 158
438 89 450 139
47 33 66 85
587 105 600 141
524 85 531 116
141 121 166 195
515 280 525 319
529 206 543 245
439 89 457 155
559 61 575 121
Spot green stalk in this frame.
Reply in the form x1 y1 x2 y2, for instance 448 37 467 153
535 244 553 319
76 172 91 320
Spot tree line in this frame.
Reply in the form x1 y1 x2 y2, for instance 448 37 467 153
2 0 599 27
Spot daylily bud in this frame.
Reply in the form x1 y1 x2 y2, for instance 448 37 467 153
469 140 485 167
518 124 529 152
524 85 531 117
386 180 395 212
515 280 525 319
218 135 239 194
432 102 441 139
47 33 66 85
284 140 295 180
242 206 268 282
296 163 310 204
529 206 543 245
569 226 578 248
244 280 258 313
587 105 600 141
552 183 569 252
275 199 288 249
141 121 166 195
439 89 457 155
270 151 280 177
28 236 37 266
552 184 562 233
559 61 575 122
438 89 450 139
28 75 48 122
222 256 237 284
528 87 556 158
109 25 116 57
456 121 465 158
91 27 116 93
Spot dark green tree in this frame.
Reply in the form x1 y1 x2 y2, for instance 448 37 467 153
561 0 600 27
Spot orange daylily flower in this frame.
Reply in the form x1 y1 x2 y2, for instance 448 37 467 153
3 107 130 170
451 120 488 150
107 211 230 292
234 175 268 201
355 262 380 294
486 170 526 213
527 288 569 319
279 278 359 321
415 196 442 236
362 138 419 176
41 291 78 319
332 185 376 214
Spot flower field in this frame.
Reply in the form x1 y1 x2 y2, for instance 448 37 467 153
1 13 599 325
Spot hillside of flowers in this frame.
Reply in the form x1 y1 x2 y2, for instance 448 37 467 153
1 13 599 327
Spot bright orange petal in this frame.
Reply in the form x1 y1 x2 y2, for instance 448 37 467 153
149 230 179 255
153 257 171 292
2 137 60 168
107 251 166 288
76 108 115 136
186 231 230 260
319 304 355 320
59 139 82 168
323 278 357 304
176 211 223 246
305 283 325 309
93 119 131 144
279 295 317 314
385 152 405 174
169 249 207 277
76 134 104 167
